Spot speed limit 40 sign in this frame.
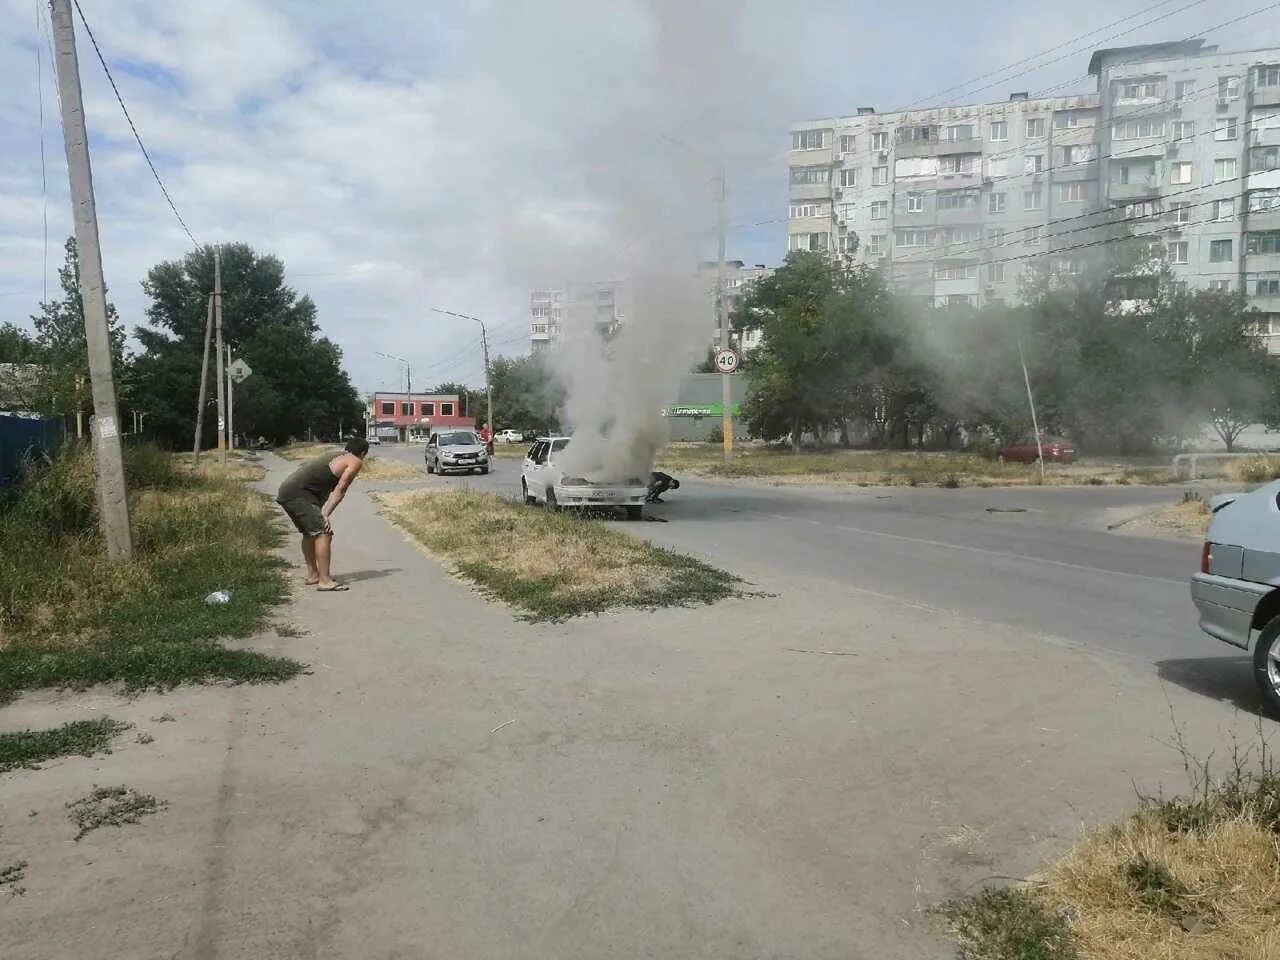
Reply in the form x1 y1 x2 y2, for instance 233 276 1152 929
714 347 740 374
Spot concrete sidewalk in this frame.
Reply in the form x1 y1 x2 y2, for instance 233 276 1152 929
0 456 1258 959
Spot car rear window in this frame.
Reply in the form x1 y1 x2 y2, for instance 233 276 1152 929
552 439 570 452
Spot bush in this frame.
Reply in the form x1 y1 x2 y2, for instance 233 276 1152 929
967 437 1001 462
705 425 724 444
1236 455 1280 485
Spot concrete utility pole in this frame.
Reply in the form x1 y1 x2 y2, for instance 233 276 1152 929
1017 337 1045 484
48 0 132 558
192 293 213 463
375 351 411 441
717 167 733 462
431 307 494 434
213 246 227 465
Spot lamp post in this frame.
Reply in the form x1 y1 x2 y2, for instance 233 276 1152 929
376 351 411 442
431 307 493 438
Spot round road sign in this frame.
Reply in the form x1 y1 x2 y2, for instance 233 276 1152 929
714 347 740 374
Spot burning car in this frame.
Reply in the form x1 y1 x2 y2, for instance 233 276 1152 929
520 436 649 520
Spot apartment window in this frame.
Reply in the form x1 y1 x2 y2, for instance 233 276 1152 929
1053 112 1081 130
792 129 826 150
1210 239 1234 263
1174 79 1196 100
872 165 888 185
941 226 982 245
1250 273 1280 295
986 227 1008 244
1252 146 1280 173
1215 198 1236 221
939 154 978 174
1218 76 1241 101
1059 144 1097 165
840 168 859 188
868 234 886 256
380 402 395 416
1214 118 1239 141
1167 241 1190 264
1112 119 1165 139
988 262 1007 283
1025 118 1046 138
839 234 858 254
1250 189 1280 213
870 200 888 220
1170 162 1193 184
1215 158 1237 182
1247 232 1280 255
906 192 925 213
1057 182 1088 203
871 131 888 151
945 123 975 141
1024 154 1044 174
1170 201 1192 224
789 202 828 218
898 125 933 143
1120 161 1155 184
935 264 978 281
839 134 856 154
1209 279 1232 292
989 121 1008 141
987 157 1009 179
1257 66 1280 88
401 402 413 416
1172 120 1195 141
1124 200 1159 219
788 232 830 252
937 190 978 210
790 166 830 185
1026 225 1045 246
989 192 1007 213
1117 80 1158 101
1024 189 1042 210
895 229 931 247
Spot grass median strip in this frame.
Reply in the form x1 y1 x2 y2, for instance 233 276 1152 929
277 442 422 481
0 445 302 705
0 717 129 772
379 489 739 620
942 742 1280 960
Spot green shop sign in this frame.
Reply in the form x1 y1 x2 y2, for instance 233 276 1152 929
664 403 742 418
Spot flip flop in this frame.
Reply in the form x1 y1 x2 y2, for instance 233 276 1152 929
316 583 349 592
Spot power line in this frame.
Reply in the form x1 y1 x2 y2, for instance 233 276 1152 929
69 0 198 247
902 0 1204 110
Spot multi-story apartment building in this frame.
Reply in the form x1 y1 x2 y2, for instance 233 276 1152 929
788 39 1280 335
529 282 622 352
698 259 773 352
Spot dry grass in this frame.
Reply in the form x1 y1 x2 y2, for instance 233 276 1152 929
1113 495 1211 541
1037 812 1280 959
378 488 738 620
276 442 421 481
655 444 1173 487
174 452 266 483
1231 455 1280 485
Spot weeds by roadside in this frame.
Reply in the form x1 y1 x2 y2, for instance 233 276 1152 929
277 442 421 480
0 860 27 896
0 444 302 704
0 717 128 772
941 725 1280 960
66 784 166 841
379 489 740 620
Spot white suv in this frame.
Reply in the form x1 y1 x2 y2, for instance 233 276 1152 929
520 436 649 519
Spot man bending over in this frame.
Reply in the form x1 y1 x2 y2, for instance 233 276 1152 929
276 438 368 591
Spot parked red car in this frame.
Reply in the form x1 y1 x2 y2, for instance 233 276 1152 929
999 435 1077 463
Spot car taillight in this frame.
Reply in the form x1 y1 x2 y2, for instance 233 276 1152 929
1201 542 1213 574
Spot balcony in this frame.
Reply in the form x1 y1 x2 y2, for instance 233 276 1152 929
791 144 837 166
1108 176 1160 201
1052 160 1097 182
1247 252 1280 273
895 138 939 159
1249 292 1280 313
789 179 832 201
1247 206 1280 231
935 203 981 226
1252 82 1280 108
937 136 983 155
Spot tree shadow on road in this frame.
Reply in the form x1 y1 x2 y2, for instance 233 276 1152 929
338 568 403 584
1155 656 1274 720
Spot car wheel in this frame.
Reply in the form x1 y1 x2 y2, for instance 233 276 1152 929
480 467 490 475
545 488 560 512
625 505 643 521
522 479 536 505
1254 616 1280 716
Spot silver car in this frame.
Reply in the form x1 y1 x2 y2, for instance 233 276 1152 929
424 429 490 476
1190 479 1280 714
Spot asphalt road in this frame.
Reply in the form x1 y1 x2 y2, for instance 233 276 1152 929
375 443 1256 712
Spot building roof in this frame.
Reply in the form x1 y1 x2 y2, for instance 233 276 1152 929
1087 39 1209 76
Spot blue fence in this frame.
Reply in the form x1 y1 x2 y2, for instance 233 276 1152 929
0 415 65 488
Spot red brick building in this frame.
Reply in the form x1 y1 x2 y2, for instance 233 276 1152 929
367 392 475 442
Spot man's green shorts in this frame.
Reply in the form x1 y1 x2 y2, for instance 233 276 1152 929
277 494 327 537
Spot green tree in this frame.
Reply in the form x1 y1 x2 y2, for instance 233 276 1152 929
131 243 361 447
0 322 42 364
486 354 565 433
26 238 128 421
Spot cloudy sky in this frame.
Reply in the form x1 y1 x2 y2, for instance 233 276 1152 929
1 0 1277 393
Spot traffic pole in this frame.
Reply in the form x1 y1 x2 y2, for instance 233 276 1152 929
48 0 132 558
716 166 733 461
213 246 226 465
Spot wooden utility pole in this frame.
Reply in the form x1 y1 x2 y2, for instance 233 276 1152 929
48 0 132 558
213 246 227 465
716 167 733 461
192 292 213 463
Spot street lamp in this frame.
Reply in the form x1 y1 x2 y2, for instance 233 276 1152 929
431 307 493 438
376 351 411 442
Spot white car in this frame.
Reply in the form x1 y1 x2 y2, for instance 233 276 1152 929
521 436 649 519
497 428 524 444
